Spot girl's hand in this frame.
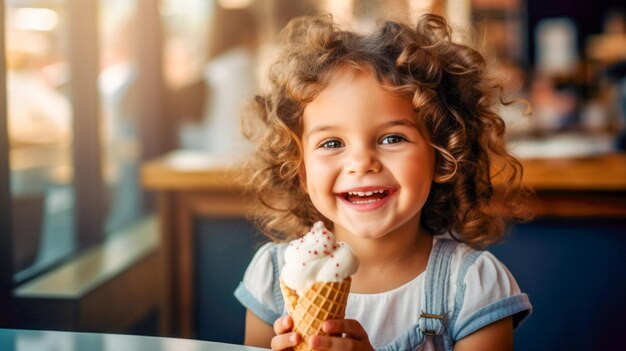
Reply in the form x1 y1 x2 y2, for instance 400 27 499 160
270 315 301 351
308 319 374 351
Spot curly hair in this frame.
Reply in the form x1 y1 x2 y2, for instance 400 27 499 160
243 14 531 248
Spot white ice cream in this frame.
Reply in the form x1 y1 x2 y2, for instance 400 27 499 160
281 221 359 295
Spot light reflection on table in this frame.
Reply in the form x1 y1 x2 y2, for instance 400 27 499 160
0 329 269 351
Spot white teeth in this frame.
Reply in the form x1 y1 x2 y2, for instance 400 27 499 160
348 189 385 197
352 199 380 204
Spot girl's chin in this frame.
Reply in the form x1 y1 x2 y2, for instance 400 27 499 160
338 224 390 240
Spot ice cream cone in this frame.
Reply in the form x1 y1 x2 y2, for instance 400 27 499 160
280 277 351 351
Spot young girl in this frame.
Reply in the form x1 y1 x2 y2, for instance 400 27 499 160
235 13 532 351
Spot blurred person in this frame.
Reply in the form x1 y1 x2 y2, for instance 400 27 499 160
99 18 143 232
529 18 582 133
528 72 579 132
176 5 259 156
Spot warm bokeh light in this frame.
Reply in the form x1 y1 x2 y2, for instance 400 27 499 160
217 0 254 9
12 7 58 31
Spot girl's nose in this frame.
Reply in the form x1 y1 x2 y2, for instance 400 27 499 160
345 149 382 175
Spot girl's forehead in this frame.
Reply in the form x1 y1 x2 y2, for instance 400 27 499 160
320 63 412 99
314 65 413 107
303 72 422 124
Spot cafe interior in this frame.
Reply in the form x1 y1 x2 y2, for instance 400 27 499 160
1 0 625 350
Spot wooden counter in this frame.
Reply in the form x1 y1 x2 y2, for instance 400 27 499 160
520 153 626 217
141 151 253 338
521 153 626 191
141 150 626 337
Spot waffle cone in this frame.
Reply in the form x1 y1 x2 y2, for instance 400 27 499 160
279 278 351 351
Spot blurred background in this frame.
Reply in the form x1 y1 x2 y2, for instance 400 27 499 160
0 0 625 350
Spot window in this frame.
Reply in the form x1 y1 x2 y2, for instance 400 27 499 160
5 0 75 282
0 0 168 288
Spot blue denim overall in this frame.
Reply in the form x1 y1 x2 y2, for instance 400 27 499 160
376 239 459 351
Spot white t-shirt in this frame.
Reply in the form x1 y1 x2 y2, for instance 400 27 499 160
235 237 531 350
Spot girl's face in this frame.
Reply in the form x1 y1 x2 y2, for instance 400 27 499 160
301 68 435 240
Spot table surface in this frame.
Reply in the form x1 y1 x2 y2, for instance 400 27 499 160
0 329 269 351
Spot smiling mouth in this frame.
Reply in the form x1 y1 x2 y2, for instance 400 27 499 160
341 189 390 204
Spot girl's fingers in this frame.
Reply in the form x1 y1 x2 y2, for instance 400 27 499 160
307 319 374 351
270 332 300 351
273 315 294 334
271 316 300 351
321 319 368 340
309 334 358 351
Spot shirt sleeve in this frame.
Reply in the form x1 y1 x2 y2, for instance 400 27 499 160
234 242 284 325
450 251 532 340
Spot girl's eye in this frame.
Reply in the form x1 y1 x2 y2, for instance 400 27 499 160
380 135 406 145
319 139 343 149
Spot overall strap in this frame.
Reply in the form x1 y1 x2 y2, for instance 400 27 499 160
418 239 459 337
272 243 288 313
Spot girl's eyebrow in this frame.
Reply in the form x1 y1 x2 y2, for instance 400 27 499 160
304 125 334 139
383 118 419 129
